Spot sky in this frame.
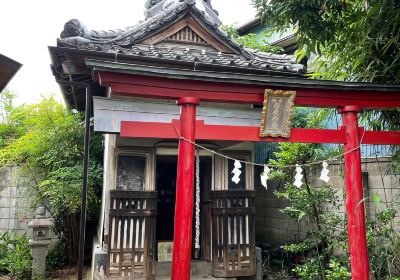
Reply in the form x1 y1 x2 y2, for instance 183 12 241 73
0 0 257 105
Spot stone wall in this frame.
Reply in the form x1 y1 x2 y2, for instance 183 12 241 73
254 158 400 244
0 167 34 235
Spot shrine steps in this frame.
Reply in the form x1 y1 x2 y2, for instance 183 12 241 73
156 261 235 280
156 276 233 280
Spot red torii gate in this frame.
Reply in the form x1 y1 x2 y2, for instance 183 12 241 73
97 71 400 280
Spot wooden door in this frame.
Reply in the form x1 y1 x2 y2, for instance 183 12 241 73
107 191 157 280
211 190 256 278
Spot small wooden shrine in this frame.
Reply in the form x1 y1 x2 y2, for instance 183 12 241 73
49 1 400 280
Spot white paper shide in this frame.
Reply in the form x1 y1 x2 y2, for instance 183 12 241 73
231 160 242 184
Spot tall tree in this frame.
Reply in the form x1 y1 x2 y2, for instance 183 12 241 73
253 0 400 132
0 95 103 265
253 0 400 83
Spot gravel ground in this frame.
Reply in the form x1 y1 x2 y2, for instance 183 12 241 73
0 267 91 280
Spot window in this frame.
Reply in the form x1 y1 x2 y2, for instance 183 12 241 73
214 151 253 191
116 155 147 191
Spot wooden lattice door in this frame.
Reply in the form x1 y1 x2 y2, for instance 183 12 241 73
211 190 256 278
107 191 157 279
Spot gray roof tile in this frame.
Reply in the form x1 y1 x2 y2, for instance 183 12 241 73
57 0 306 75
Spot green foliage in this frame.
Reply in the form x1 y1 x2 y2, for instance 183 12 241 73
220 24 283 53
325 259 351 280
294 258 351 280
253 0 400 83
269 140 346 279
0 90 24 149
0 95 103 264
250 1 400 277
252 0 400 135
366 202 400 278
0 97 103 216
266 108 399 279
0 231 32 280
46 240 68 270
293 258 322 280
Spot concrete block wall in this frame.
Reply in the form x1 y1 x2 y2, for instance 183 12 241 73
0 167 34 236
254 165 308 244
255 158 400 245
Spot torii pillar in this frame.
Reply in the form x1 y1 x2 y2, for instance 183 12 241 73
171 97 200 280
340 106 370 280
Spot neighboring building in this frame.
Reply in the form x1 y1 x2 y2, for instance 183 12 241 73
237 18 297 54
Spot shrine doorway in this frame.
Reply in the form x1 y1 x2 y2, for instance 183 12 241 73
155 154 213 261
156 155 177 243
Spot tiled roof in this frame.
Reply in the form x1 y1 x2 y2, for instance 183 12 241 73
56 0 306 75
58 0 228 49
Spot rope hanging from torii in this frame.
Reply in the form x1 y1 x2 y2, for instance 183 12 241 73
171 122 366 191
194 148 201 258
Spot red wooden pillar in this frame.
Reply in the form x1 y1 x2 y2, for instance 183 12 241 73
339 106 369 280
171 97 200 280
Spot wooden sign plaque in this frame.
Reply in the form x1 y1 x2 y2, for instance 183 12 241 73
260 89 296 138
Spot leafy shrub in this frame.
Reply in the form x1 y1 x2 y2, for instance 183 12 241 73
325 259 351 280
0 96 104 264
0 231 32 280
46 240 68 270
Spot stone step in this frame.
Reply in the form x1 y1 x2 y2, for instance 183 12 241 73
156 261 211 276
156 276 231 280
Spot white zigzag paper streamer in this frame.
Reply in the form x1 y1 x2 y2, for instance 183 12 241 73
294 164 303 188
260 165 270 189
319 161 330 183
231 160 242 184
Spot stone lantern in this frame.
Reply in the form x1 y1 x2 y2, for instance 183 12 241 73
28 206 53 279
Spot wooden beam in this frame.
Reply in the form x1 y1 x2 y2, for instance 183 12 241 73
362 130 400 145
120 120 345 144
120 120 400 145
98 72 400 108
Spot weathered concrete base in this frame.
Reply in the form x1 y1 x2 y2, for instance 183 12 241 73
92 260 234 280
238 247 262 280
30 240 51 279
92 246 107 280
157 276 232 280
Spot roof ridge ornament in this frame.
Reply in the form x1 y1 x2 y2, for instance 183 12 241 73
60 19 90 40
145 0 218 18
